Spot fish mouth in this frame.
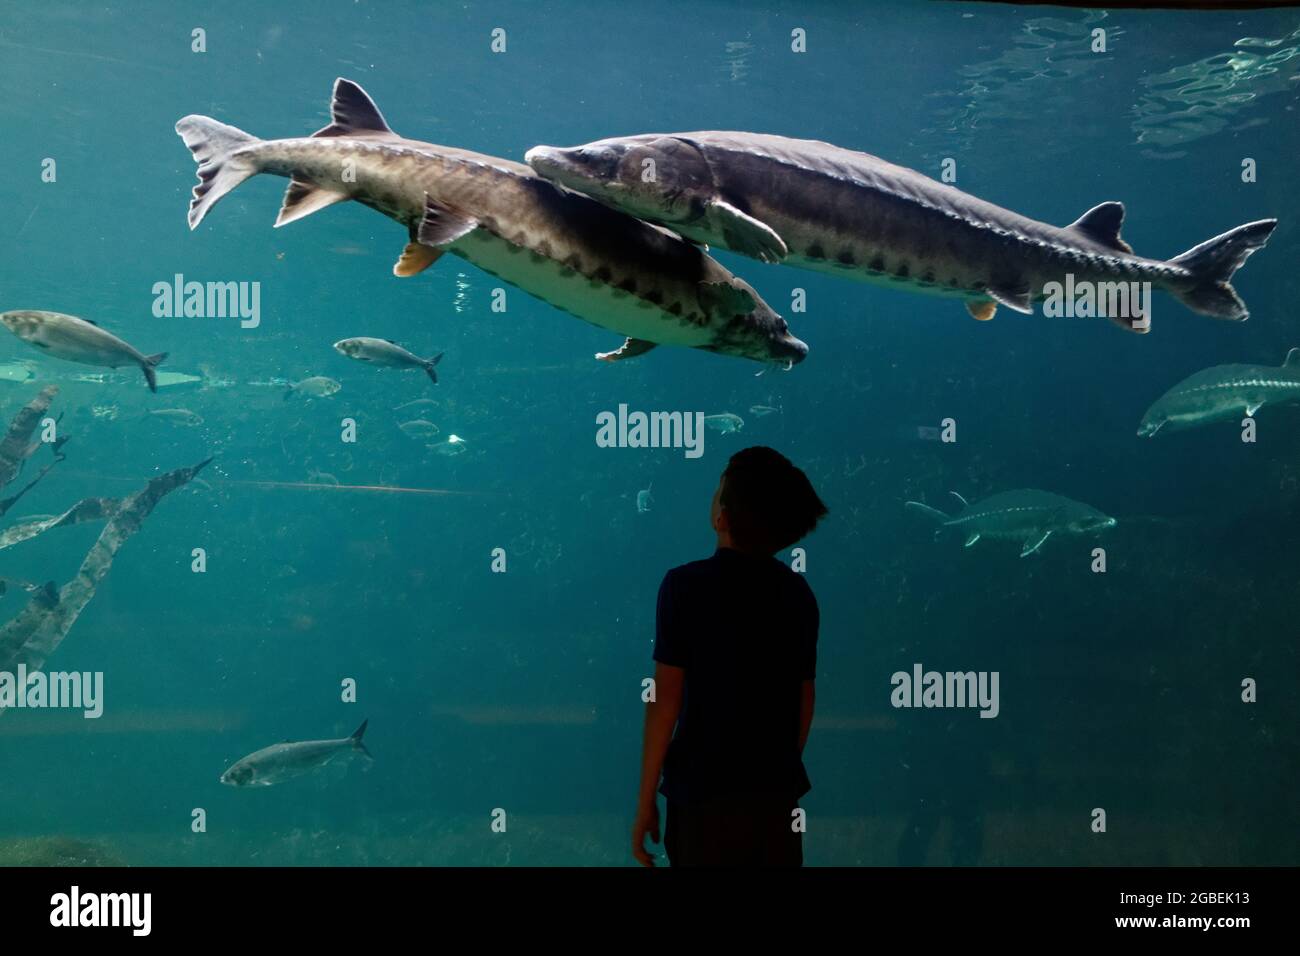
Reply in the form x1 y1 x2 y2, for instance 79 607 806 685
774 334 809 367
526 144 620 196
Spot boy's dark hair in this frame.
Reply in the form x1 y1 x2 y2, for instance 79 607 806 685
720 446 828 554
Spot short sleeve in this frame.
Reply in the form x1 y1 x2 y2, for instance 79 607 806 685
800 583 819 680
652 570 689 667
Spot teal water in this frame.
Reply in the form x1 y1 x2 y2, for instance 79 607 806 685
0 0 1296 866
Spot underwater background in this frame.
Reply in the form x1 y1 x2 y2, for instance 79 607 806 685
0 0 1296 866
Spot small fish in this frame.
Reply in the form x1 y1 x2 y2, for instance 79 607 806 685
220 719 372 787
394 398 439 412
148 408 204 427
748 404 780 417
906 489 1115 557
636 482 654 513
897 425 942 442
1138 348 1300 436
399 419 440 440
284 376 341 400
0 362 35 383
334 337 444 384
704 413 745 433
434 434 468 457
0 310 168 391
90 405 119 420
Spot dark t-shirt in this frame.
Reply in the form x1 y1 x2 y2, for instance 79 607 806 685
653 547 819 804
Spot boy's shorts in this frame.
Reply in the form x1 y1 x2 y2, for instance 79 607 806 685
664 796 803 867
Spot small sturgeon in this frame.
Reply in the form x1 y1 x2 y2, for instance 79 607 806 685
175 81 806 367
906 489 1115 557
526 132 1277 331
334 336 443 383
1138 348 1300 436
0 310 168 391
220 719 372 787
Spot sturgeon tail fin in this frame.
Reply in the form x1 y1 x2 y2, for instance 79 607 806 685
424 352 444 385
350 719 373 760
141 353 168 393
175 116 262 230
1168 219 1277 321
905 500 950 523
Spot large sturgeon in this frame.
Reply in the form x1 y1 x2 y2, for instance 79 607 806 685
906 489 1116 557
174 82 806 367
526 132 1277 332
1138 348 1300 436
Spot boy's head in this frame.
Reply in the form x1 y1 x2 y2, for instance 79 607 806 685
711 446 828 556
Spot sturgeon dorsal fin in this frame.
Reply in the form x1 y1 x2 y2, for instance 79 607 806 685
313 78 396 138
275 178 348 227
1068 202 1132 254
1284 347 1300 367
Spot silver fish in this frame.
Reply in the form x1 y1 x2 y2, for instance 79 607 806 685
148 408 204 427
398 419 440 440
0 362 35 383
636 482 653 513
906 489 1115 557
334 337 443 384
175 79 807 367
0 310 168 391
285 376 341 400
1139 348 1300 436
394 398 438 412
220 720 372 787
704 412 744 433
526 132 1277 331
748 404 780 417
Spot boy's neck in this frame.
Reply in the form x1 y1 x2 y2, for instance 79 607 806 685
715 533 775 559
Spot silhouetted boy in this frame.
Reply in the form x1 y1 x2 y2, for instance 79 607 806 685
633 446 828 866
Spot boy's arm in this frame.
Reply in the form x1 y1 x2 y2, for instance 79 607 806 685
798 678 815 753
638 661 685 809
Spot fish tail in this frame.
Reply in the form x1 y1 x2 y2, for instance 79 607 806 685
424 352 444 385
141 352 168 393
905 500 949 523
175 116 263 230
350 718 373 760
1168 219 1277 321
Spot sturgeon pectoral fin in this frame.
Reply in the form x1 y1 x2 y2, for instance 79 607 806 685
1067 201 1133 254
965 300 997 322
707 199 788 263
417 195 478 248
963 534 980 548
274 178 349 227
949 492 969 507
394 242 443 277
697 280 756 319
1020 531 1052 557
988 285 1034 315
596 338 658 362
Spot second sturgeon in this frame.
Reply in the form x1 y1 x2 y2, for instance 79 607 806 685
526 132 1276 332
175 80 806 368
